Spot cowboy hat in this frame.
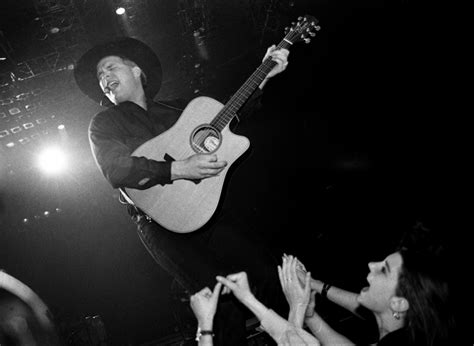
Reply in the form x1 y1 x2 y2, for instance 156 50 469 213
74 37 162 104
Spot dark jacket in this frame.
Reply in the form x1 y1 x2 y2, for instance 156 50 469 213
88 90 263 190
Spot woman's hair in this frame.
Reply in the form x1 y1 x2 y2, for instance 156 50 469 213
395 223 455 345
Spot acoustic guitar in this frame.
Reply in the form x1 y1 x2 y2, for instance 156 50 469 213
125 15 320 233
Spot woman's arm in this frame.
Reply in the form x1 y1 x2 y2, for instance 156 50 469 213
305 312 355 346
189 283 222 346
216 272 320 345
312 281 362 317
293 257 362 317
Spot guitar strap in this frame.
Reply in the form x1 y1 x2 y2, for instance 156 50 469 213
119 188 134 205
119 188 153 223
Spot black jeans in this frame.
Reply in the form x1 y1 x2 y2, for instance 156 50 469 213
133 208 283 345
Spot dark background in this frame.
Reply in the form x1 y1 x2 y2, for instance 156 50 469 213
1 0 464 344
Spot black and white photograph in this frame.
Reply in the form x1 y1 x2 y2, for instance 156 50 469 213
1 0 463 345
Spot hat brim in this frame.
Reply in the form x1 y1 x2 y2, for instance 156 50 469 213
74 37 162 104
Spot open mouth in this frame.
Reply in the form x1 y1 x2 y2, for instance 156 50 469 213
106 81 119 93
107 82 118 91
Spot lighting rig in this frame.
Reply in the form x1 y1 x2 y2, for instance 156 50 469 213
0 0 90 231
0 0 88 168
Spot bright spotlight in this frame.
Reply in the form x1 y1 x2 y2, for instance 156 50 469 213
116 7 126 15
37 147 68 175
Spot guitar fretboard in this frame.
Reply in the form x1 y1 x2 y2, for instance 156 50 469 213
210 40 292 131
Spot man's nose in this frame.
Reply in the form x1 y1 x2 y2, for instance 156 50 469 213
99 69 111 81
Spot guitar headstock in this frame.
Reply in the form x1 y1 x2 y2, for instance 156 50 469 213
284 15 321 44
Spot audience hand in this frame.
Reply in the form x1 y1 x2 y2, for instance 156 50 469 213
305 289 317 318
190 282 222 329
289 254 324 294
216 272 254 303
279 255 312 309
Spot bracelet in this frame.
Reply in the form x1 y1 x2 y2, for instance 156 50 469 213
195 327 214 342
321 282 332 299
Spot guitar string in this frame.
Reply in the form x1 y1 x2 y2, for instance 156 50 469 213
189 61 275 155
190 23 310 149
190 54 282 153
188 22 312 155
187 58 276 155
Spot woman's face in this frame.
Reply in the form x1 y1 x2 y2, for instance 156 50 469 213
357 252 403 313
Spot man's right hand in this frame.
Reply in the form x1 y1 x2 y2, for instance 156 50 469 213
171 154 227 181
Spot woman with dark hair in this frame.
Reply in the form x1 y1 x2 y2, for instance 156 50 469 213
279 226 455 345
392 247 453 345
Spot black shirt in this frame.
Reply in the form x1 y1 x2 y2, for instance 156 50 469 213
88 90 263 190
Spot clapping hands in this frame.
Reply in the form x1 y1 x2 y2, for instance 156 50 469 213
279 254 317 325
279 255 311 307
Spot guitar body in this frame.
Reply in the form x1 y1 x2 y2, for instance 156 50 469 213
124 15 320 233
125 96 250 233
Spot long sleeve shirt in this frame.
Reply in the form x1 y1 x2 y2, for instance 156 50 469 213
88 90 263 190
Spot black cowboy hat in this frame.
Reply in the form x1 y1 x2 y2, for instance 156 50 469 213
74 37 162 104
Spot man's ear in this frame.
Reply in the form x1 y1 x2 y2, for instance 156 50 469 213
390 296 409 314
132 66 142 80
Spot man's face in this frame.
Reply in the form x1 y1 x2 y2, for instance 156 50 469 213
96 56 141 104
357 252 403 313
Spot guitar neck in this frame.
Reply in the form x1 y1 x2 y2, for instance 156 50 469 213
211 39 292 131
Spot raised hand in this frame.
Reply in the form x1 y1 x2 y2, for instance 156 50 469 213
216 272 253 303
286 254 324 294
279 255 311 307
278 254 312 327
190 282 222 329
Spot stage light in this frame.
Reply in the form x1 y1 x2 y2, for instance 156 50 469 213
6 142 15 148
116 7 126 15
37 146 68 175
58 124 65 130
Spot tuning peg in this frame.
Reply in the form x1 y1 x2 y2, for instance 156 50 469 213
309 32 316 37
315 25 321 31
304 38 311 44
298 16 303 21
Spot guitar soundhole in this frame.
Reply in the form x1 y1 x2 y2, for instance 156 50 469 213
190 124 221 153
